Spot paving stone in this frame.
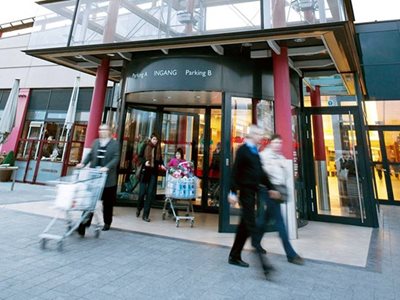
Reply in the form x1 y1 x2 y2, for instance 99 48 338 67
2 193 400 299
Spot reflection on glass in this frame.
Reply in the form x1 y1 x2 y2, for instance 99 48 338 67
311 113 364 219
390 171 400 201
303 95 357 107
229 97 274 224
368 131 381 163
373 166 388 200
119 109 157 195
365 101 400 125
208 109 222 207
29 0 346 49
230 97 253 225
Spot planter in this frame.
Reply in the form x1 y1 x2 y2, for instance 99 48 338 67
0 169 12 182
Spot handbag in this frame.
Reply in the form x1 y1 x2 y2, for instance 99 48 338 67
338 168 348 180
273 184 288 203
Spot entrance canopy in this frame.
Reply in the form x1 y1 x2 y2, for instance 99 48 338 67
25 0 364 97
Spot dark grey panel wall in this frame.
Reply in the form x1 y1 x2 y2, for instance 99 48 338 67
356 20 400 100
125 55 290 100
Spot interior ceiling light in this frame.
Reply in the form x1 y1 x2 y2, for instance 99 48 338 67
152 99 157 102
294 38 306 43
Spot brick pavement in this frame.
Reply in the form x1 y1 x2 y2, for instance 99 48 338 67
0 203 399 299
1 182 400 299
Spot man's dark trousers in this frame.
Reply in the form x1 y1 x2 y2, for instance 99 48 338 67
229 187 260 259
102 185 117 226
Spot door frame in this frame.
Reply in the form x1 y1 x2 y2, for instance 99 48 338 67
302 106 378 227
119 103 224 213
368 125 400 205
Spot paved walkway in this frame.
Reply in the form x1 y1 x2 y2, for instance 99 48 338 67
0 182 399 299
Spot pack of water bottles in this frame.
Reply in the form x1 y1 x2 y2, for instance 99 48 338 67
165 174 197 199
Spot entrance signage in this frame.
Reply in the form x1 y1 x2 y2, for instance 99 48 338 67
125 55 275 100
126 58 222 92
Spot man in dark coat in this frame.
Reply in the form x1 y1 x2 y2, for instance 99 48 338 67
228 125 280 278
77 124 120 236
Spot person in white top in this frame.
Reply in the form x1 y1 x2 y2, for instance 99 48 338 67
257 134 304 265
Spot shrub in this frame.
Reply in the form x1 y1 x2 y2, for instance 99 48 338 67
2 151 15 166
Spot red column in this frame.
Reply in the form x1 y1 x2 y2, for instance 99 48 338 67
84 58 110 148
272 0 286 27
308 85 326 160
272 47 292 159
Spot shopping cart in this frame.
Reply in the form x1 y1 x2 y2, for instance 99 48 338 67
162 174 197 227
39 168 107 251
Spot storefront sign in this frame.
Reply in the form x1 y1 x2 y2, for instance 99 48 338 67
125 55 275 97
126 57 223 92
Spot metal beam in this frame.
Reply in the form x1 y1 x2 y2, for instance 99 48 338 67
81 55 102 65
211 44 224 55
250 49 272 58
288 45 327 56
288 58 303 77
294 59 334 68
267 40 281 55
117 52 132 61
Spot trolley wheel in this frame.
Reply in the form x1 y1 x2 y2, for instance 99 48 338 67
190 220 194 228
39 238 46 250
94 228 101 238
176 220 180 227
57 240 63 252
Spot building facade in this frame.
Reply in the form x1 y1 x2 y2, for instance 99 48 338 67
3 0 399 235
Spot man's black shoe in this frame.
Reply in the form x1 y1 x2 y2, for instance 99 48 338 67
102 224 110 231
77 224 85 237
228 257 249 268
136 209 141 218
142 217 151 222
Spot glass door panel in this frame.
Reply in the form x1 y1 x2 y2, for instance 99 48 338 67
229 97 274 225
368 131 388 201
160 112 197 202
229 97 252 225
119 108 157 198
308 111 365 220
208 109 222 208
382 131 400 202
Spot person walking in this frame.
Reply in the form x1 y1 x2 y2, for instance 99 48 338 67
76 124 120 236
136 133 166 222
228 125 280 278
257 134 304 265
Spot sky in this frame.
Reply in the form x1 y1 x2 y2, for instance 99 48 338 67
0 0 399 25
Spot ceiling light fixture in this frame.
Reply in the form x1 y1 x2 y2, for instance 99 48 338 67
294 38 306 43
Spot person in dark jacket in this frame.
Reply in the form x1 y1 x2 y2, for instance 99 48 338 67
76 124 120 236
136 133 166 222
228 125 280 279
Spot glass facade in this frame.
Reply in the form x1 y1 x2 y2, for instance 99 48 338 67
28 0 346 49
365 100 400 126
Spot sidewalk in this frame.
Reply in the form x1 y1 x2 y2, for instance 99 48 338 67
0 182 399 299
